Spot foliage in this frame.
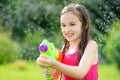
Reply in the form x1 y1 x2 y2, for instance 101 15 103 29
104 21 120 70
79 0 120 65
0 0 120 67
0 0 64 61
18 29 45 60
18 28 63 61
0 29 20 64
0 0 62 41
81 0 120 34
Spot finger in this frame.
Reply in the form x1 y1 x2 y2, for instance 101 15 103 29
36 57 40 65
40 55 49 59
42 69 51 77
36 57 49 68
43 69 55 75
36 57 46 65
40 55 54 66
36 57 44 66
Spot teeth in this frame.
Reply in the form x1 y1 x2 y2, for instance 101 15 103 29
66 33 74 37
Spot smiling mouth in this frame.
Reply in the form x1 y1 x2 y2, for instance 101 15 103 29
66 33 74 38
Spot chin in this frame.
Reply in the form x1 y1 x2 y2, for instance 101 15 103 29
65 36 77 42
67 37 80 42
66 38 74 42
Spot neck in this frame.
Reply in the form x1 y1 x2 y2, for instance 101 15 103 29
68 39 80 54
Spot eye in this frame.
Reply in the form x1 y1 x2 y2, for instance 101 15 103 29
70 23 76 26
61 24 66 27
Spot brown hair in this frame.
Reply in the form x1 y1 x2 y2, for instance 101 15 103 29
61 4 90 62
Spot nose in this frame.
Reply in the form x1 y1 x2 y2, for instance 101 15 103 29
64 26 71 32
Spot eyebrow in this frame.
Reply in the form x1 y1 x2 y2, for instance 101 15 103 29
69 22 76 24
61 21 76 24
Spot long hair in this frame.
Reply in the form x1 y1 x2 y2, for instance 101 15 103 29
61 4 90 62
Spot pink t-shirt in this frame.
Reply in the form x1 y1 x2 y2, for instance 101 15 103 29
62 51 98 80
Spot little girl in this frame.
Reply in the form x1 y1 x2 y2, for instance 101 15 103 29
37 4 98 80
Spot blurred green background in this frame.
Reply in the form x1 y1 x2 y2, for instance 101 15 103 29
0 0 120 80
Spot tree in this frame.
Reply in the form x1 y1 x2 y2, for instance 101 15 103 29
80 0 120 64
104 21 120 69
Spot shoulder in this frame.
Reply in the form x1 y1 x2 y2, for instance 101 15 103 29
84 40 98 58
85 40 98 64
87 39 98 52
88 40 97 47
86 40 98 50
83 40 98 56
78 40 98 71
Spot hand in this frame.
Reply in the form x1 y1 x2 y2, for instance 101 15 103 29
36 55 55 68
42 68 56 77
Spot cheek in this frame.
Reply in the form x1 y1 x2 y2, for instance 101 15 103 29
76 27 82 36
61 29 65 35
61 27 65 32
79 29 82 37
61 30 67 38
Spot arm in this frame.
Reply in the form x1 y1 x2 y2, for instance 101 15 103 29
53 40 98 79
38 40 98 79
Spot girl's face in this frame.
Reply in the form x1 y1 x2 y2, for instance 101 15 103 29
61 12 82 42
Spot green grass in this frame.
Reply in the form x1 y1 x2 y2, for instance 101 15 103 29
98 64 120 80
0 60 120 80
0 60 45 80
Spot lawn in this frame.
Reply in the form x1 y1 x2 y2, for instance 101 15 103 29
0 60 45 80
98 64 120 80
0 60 120 80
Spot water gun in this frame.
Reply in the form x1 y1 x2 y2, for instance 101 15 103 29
38 39 63 80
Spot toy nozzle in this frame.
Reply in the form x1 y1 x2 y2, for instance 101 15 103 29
39 43 48 52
